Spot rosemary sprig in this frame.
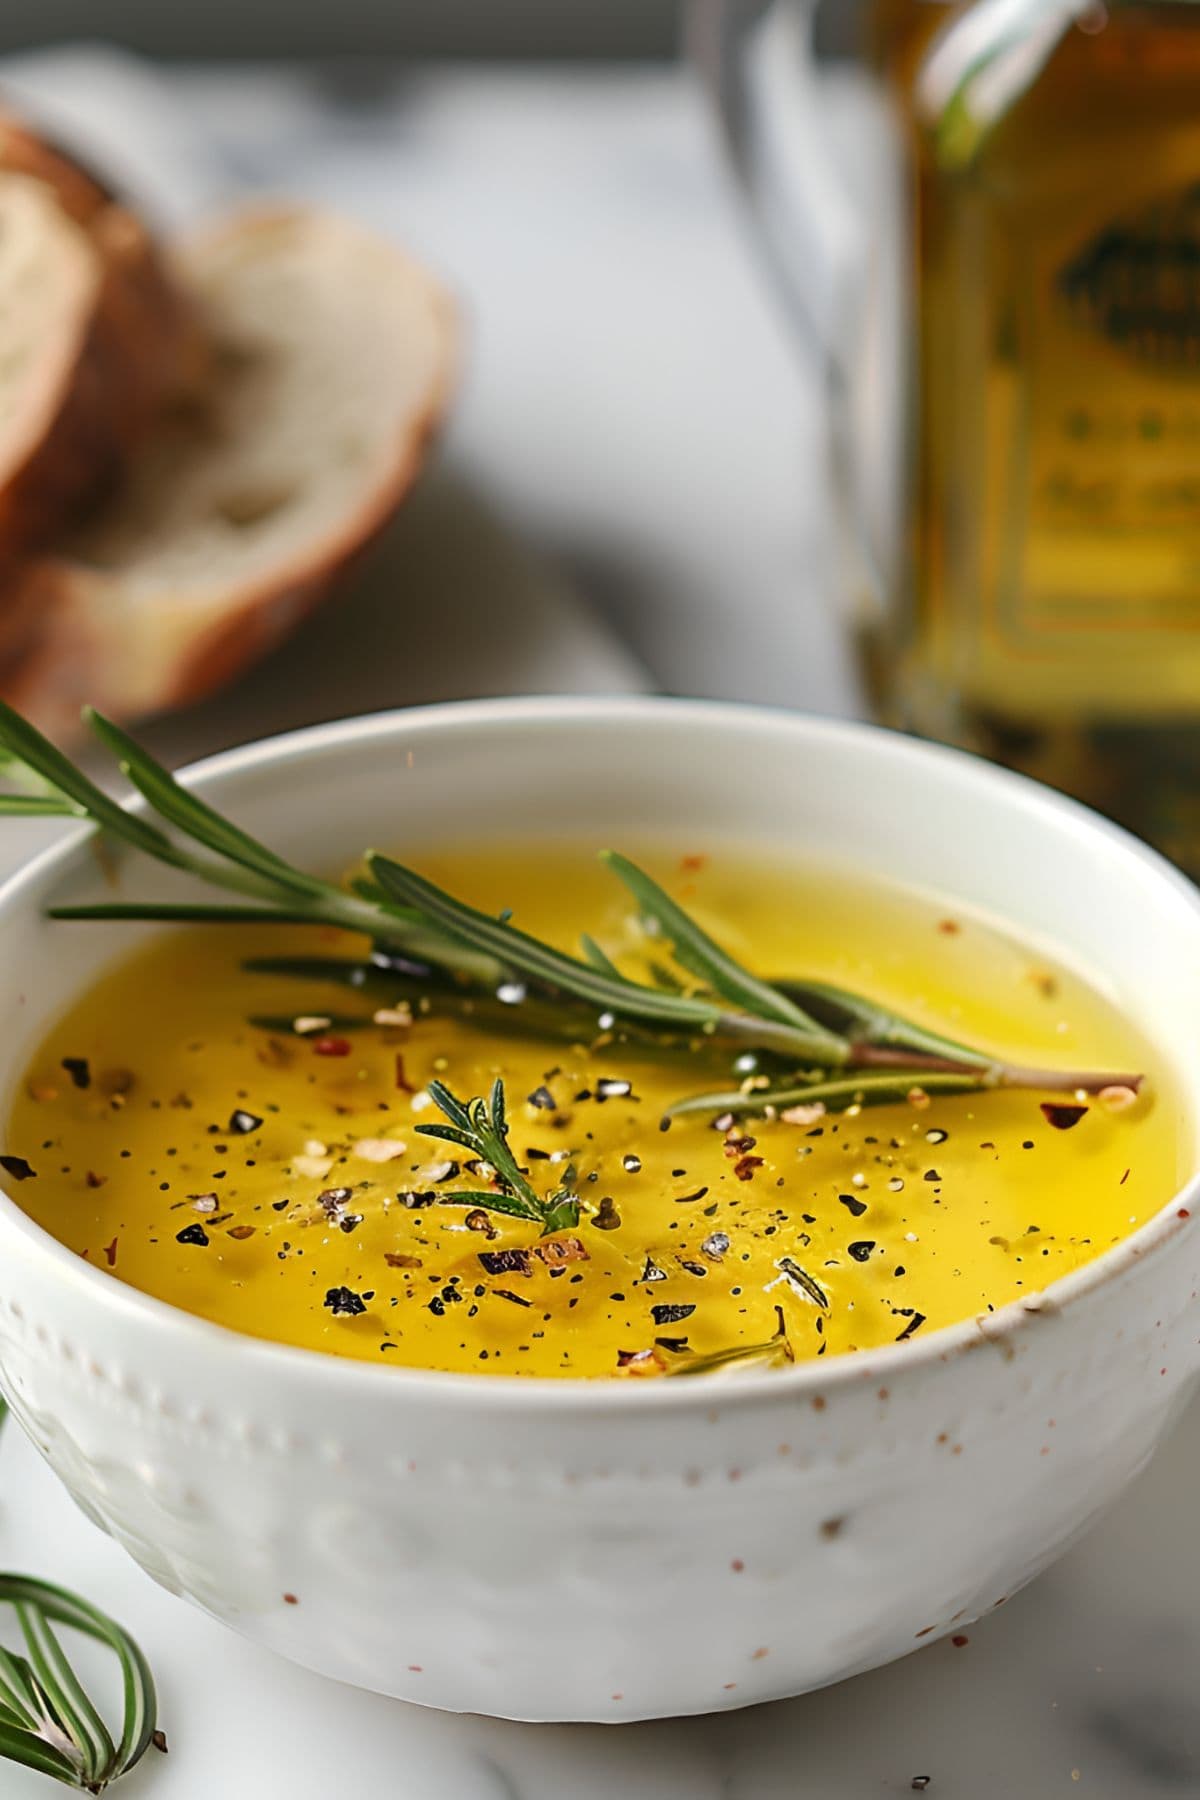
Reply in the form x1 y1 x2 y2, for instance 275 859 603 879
416 1080 579 1235
0 701 1144 1119
0 1575 157 1790
367 854 847 1063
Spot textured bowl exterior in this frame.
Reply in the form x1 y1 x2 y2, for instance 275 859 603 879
0 698 1197 1722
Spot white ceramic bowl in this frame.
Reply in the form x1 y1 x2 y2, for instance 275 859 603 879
0 698 1197 1723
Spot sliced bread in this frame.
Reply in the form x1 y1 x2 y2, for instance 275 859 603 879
0 206 457 733
0 115 194 554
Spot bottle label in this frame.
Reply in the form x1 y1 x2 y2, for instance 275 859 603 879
987 184 1200 654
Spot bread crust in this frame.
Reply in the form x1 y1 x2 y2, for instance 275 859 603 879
0 114 196 555
0 207 457 737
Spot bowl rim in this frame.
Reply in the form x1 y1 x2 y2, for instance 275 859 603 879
0 691 1197 1414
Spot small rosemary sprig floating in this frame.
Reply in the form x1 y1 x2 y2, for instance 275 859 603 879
0 1573 158 1790
416 1080 579 1235
0 701 1144 1119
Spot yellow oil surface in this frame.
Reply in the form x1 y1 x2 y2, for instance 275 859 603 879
6 845 1185 1378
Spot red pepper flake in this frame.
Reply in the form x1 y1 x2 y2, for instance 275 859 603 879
226 1225 256 1240
151 1730 169 1755
479 1248 532 1277
464 1209 499 1239
951 1634 969 1648
313 1036 352 1058
534 1236 589 1267
85 1170 106 1189
282 1593 299 1606
734 1154 764 1182
103 1237 118 1268
1179 1208 1191 1220
395 1053 414 1092
937 919 961 935
680 854 708 872
384 1250 422 1269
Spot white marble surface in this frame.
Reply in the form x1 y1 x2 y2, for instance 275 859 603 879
0 50 1196 1799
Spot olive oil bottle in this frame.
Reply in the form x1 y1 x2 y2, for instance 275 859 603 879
868 2 1200 872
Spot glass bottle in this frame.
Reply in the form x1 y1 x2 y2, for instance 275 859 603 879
872 0 1200 872
693 0 1200 874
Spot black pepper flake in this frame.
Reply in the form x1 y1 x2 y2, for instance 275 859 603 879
527 1085 557 1110
923 1170 940 1183
0 1155 36 1181
318 1186 357 1223
61 1057 90 1090
651 1302 696 1326
397 1190 436 1208
622 1153 642 1173
654 1335 689 1352
271 1198 289 1211
680 1260 708 1278
1040 1101 1088 1131
325 1286 367 1316
494 1288 532 1308
175 1223 209 1247
673 1185 709 1205
895 1311 927 1342
911 1782 931 1794
839 1194 867 1218
479 1248 533 1277
229 1108 263 1135
848 1240 876 1263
